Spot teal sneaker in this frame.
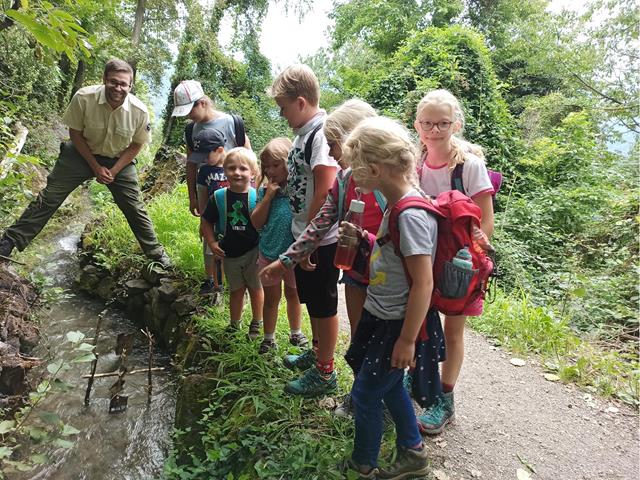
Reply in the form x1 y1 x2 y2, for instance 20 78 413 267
417 391 454 435
377 445 429 480
283 349 316 371
284 367 337 397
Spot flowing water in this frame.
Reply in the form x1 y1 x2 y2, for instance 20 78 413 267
15 221 176 480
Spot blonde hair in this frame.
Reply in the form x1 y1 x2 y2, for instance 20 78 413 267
324 99 377 146
223 147 259 176
257 137 292 186
268 64 320 106
342 116 418 188
415 89 485 170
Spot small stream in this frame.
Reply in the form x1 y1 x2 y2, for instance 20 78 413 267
16 221 176 480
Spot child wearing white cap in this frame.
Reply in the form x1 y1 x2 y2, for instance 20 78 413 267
171 80 251 217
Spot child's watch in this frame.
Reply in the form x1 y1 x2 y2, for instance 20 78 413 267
278 254 294 269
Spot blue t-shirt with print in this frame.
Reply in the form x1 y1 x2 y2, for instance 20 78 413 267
257 187 295 260
197 165 228 197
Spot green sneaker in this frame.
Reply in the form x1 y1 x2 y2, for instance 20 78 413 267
284 367 337 397
417 392 454 435
283 349 316 371
377 446 429 480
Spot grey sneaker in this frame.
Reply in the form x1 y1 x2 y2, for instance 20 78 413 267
334 393 354 417
417 391 454 435
377 445 429 480
0 236 15 258
289 332 309 348
283 348 316 371
248 320 262 340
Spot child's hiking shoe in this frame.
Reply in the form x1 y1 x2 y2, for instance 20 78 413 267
334 393 354 417
248 320 262 341
340 459 378 479
226 320 241 332
0 236 15 258
284 367 337 397
199 279 217 295
283 349 316 371
377 445 429 480
417 391 454 435
289 332 309 348
258 338 277 354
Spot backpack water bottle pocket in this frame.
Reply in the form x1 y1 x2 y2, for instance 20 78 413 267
439 261 478 299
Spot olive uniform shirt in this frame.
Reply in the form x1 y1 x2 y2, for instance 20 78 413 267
61 85 151 158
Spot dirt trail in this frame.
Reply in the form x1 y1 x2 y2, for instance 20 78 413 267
336 285 639 480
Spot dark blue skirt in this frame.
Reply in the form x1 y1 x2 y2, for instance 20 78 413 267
345 308 445 408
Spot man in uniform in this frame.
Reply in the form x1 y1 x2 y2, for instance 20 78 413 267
0 59 170 267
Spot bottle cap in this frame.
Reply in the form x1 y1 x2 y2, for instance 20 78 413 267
349 199 365 214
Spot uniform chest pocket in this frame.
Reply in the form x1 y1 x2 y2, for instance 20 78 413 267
114 126 134 140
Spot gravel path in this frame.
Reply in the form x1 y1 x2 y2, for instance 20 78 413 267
336 285 640 480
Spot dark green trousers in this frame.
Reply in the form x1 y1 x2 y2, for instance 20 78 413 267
6 142 163 257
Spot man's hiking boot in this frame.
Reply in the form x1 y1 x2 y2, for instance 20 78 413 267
417 391 454 435
0 236 15 259
283 348 316 371
148 250 172 269
258 338 277 354
284 367 337 397
289 332 309 348
377 445 429 480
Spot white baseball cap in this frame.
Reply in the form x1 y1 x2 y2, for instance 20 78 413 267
171 80 205 117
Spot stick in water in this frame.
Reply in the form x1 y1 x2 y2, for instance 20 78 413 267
84 309 105 405
142 328 154 404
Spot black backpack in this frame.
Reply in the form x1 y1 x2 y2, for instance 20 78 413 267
303 124 323 164
184 113 246 151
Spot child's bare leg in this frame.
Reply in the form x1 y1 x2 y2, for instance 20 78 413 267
315 315 338 364
229 287 246 324
204 255 219 288
441 315 466 390
284 285 301 331
345 284 367 338
310 316 319 351
263 284 281 335
247 285 264 323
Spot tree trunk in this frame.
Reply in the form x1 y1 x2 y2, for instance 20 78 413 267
71 60 86 98
0 0 22 31
128 0 147 83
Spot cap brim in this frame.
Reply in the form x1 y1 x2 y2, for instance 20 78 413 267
188 151 207 163
171 102 195 117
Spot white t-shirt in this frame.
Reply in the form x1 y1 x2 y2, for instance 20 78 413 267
286 111 339 244
420 153 493 198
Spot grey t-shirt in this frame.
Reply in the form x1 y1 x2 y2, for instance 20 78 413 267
187 113 239 164
364 190 438 320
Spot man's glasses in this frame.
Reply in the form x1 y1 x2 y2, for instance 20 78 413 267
105 79 131 89
419 120 453 131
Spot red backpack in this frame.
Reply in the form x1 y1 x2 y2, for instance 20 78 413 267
386 190 494 316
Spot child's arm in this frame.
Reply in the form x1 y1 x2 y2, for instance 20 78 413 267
201 218 225 257
196 184 209 218
391 254 433 369
186 160 199 216
306 165 337 223
251 184 278 230
278 179 340 268
473 193 494 238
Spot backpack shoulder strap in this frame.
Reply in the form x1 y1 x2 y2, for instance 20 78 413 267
185 122 195 151
214 187 227 236
373 190 387 212
451 163 465 194
304 123 323 165
337 170 351 222
231 113 246 147
248 187 257 212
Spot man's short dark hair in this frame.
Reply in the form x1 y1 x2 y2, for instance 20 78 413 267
103 59 134 79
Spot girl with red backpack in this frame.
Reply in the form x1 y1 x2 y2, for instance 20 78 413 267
414 89 495 434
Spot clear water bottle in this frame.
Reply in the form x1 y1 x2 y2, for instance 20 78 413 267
334 199 365 270
452 246 473 270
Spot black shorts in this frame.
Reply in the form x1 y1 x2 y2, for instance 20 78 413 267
294 242 339 318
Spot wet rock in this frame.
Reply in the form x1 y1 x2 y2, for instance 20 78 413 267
126 293 145 320
76 264 103 290
143 304 154 329
172 294 198 317
125 279 152 295
95 276 116 300
158 281 180 303
174 373 218 438
0 366 28 395
151 294 169 323
162 312 182 350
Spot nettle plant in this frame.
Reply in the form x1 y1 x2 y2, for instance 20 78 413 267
0 331 94 477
